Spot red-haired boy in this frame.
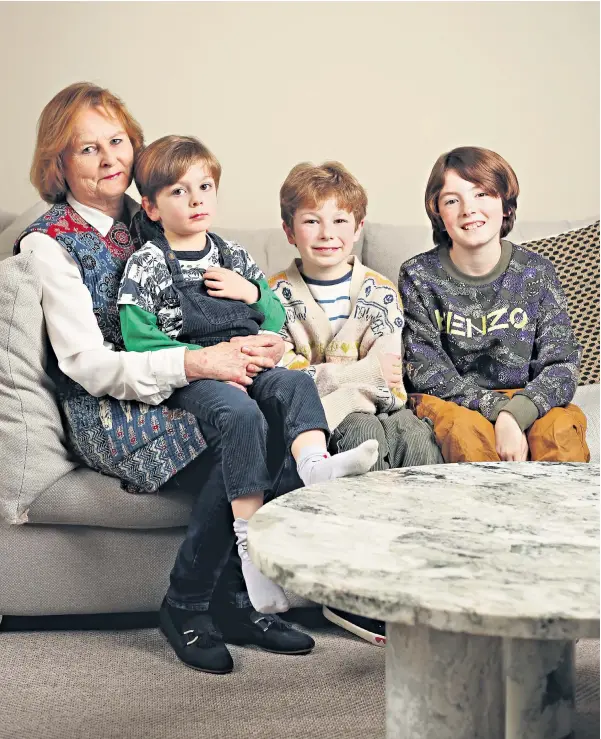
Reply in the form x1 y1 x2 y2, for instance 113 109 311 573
270 161 443 646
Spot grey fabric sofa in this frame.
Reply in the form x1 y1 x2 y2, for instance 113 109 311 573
0 203 598 618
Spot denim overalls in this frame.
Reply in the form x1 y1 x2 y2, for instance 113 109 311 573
153 231 265 347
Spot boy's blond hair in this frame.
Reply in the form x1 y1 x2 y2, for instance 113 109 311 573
425 146 519 248
134 135 222 204
280 161 367 231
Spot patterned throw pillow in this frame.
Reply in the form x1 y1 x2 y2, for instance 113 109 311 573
520 221 599 385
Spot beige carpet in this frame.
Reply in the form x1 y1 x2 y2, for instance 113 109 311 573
0 617 598 739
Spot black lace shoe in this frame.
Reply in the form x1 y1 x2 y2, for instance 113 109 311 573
159 598 234 674
323 606 386 647
217 607 315 655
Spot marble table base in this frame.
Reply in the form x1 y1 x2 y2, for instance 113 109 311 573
504 639 574 739
386 624 575 739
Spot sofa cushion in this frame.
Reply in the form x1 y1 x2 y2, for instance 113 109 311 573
519 221 600 385
0 252 77 523
27 467 195 528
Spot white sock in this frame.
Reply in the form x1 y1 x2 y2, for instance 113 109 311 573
296 439 379 487
233 518 289 614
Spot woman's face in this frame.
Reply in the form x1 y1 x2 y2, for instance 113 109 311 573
63 106 134 213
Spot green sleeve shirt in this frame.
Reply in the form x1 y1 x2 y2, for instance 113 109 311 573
120 304 203 353
117 236 285 351
120 276 284 353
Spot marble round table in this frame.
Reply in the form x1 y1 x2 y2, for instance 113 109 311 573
248 462 599 739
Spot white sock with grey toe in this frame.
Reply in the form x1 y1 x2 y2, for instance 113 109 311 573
233 518 289 614
296 439 379 487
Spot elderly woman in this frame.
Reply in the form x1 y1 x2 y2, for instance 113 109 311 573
14 82 318 674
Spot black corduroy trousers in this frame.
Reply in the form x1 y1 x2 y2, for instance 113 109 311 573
165 367 328 610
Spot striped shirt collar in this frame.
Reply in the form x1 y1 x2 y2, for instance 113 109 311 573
301 269 353 286
297 256 355 286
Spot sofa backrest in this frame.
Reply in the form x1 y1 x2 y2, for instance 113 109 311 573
0 203 365 276
361 217 601 290
1 200 597 286
0 202 50 261
0 208 17 238
215 225 365 277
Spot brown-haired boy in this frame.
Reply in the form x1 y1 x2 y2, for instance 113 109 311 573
399 145 589 463
269 161 442 646
116 137 380 673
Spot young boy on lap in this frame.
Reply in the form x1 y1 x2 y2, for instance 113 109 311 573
117 137 378 671
269 161 442 646
399 146 589 464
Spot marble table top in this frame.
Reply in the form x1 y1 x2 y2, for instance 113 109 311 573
248 462 600 639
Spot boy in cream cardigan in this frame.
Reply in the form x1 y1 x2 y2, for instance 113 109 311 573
268 161 442 646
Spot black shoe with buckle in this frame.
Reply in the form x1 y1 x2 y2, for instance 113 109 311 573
159 598 234 674
217 607 315 655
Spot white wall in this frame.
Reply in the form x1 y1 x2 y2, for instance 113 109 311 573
0 1 598 228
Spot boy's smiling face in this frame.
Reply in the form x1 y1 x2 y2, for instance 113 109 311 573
284 197 363 280
438 169 505 253
143 161 217 243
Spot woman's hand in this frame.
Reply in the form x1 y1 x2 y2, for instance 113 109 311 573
494 411 529 461
203 267 259 304
230 334 285 374
184 343 272 385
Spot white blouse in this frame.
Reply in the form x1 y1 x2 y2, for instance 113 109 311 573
18 195 189 406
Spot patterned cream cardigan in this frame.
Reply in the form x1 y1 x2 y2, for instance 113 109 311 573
268 256 407 430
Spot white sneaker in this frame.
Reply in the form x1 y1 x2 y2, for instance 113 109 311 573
322 606 386 647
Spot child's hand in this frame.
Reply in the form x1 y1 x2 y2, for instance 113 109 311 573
494 411 529 461
203 267 260 304
379 352 403 389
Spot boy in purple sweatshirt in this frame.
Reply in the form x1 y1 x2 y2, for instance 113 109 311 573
399 146 589 463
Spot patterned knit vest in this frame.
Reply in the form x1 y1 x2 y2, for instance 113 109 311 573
14 202 206 492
